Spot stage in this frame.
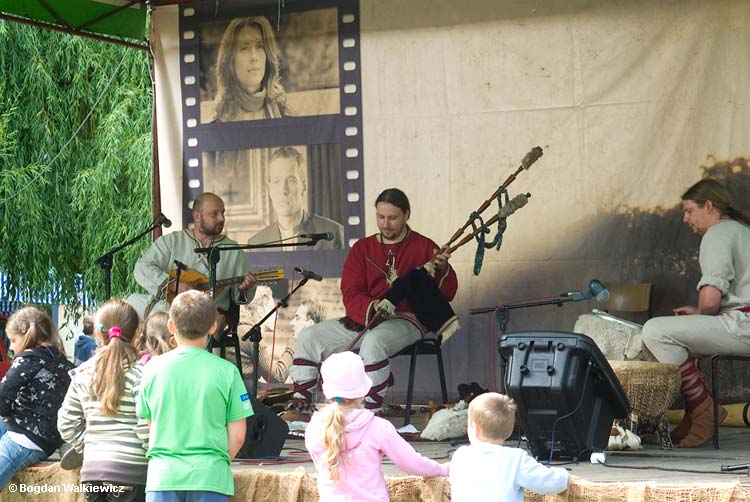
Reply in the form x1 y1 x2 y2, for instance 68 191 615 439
3 422 750 502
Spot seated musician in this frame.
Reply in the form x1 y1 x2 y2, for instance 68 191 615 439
284 188 458 421
642 178 750 448
129 192 256 322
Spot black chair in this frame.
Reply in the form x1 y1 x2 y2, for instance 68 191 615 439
710 353 750 449
207 300 243 378
391 334 448 426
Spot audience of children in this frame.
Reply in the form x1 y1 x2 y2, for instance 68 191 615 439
136 290 253 502
58 298 149 501
449 392 571 502
0 307 74 488
0 299 579 501
305 351 448 502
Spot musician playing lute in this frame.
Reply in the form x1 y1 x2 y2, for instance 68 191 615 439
128 193 257 319
285 188 458 421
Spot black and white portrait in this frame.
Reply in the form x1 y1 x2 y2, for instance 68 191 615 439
199 8 340 123
202 143 345 246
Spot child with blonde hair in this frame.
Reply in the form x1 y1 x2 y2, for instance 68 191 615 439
58 298 149 500
305 351 447 501
137 311 175 365
137 290 253 501
0 307 73 488
450 392 571 502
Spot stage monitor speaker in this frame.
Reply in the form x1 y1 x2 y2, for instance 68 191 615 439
236 396 289 460
497 331 629 461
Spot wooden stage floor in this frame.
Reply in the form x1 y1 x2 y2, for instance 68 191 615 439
238 426 750 483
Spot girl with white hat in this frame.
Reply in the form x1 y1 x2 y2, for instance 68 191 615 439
305 351 448 501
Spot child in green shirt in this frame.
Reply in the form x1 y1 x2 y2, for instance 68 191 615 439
137 291 253 501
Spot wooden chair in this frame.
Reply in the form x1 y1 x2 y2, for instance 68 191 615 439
391 334 449 426
709 354 750 449
602 282 653 322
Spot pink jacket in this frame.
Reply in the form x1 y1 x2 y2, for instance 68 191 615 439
305 408 447 501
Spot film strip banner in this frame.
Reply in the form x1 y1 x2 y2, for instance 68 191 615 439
178 0 364 277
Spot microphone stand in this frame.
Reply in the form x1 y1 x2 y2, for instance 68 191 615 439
95 218 163 300
471 289 603 394
471 295 580 337
193 238 321 398
241 275 310 400
193 239 318 299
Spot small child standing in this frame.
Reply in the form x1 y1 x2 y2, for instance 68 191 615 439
450 392 571 502
137 291 254 501
58 298 149 501
137 311 174 365
0 307 74 488
305 351 447 502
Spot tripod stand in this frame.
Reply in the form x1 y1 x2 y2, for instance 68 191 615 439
194 240 319 400
241 276 310 400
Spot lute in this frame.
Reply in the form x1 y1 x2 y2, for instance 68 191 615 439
160 267 285 304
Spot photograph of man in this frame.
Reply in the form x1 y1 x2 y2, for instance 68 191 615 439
238 290 326 384
291 300 326 337
248 146 344 250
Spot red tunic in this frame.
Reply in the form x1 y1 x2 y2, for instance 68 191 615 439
340 230 458 326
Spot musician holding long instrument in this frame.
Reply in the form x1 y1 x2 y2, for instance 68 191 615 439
285 188 458 421
131 192 257 318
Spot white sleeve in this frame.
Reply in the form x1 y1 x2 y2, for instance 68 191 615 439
515 452 569 495
134 234 174 296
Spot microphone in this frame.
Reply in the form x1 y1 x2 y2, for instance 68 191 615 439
562 279 610 303
722 463 750 472
294 267 323 281
157 213 172 228
174 260 188 271
298 232 334 241
587 279 610 303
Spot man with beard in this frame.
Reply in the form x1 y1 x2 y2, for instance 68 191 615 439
284 188 457 420
248 146 344 250
131 193 256 318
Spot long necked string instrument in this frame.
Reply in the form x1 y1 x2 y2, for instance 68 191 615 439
346 146 543 351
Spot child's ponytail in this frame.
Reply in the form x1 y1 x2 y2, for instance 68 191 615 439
322 398 349 482
92 299 139 416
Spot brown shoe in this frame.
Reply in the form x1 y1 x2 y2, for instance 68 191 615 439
679 398 728 448
670 411 692 443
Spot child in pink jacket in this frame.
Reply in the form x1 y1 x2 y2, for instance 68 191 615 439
305 351 448 501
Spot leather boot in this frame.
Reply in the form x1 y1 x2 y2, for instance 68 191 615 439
669 410 692 442
679 397 727 448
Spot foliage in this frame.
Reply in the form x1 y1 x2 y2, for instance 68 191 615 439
0 21 153 307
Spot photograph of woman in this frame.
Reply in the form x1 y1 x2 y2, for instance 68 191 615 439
211 16 290 122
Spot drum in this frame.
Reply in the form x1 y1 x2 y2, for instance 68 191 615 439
573 310 656 361
609 360 681 422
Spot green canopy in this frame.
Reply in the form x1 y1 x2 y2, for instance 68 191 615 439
0 0 150 49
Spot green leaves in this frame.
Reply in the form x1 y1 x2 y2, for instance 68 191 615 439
0 21 153 307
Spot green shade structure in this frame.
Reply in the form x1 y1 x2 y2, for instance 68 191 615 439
0 0 150 49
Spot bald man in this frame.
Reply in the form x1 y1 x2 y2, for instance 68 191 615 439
130 193 256 318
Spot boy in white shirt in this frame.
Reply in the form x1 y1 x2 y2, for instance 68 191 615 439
450 392 572 502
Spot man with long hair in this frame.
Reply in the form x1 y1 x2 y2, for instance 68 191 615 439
643 178 750 447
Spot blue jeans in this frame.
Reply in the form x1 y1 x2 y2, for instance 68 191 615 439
0 421 47 488
145 492 228 502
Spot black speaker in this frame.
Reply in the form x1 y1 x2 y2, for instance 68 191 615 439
236 396 289 459
498 331 629 461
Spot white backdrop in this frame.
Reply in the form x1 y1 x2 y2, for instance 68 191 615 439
152 0 750 400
